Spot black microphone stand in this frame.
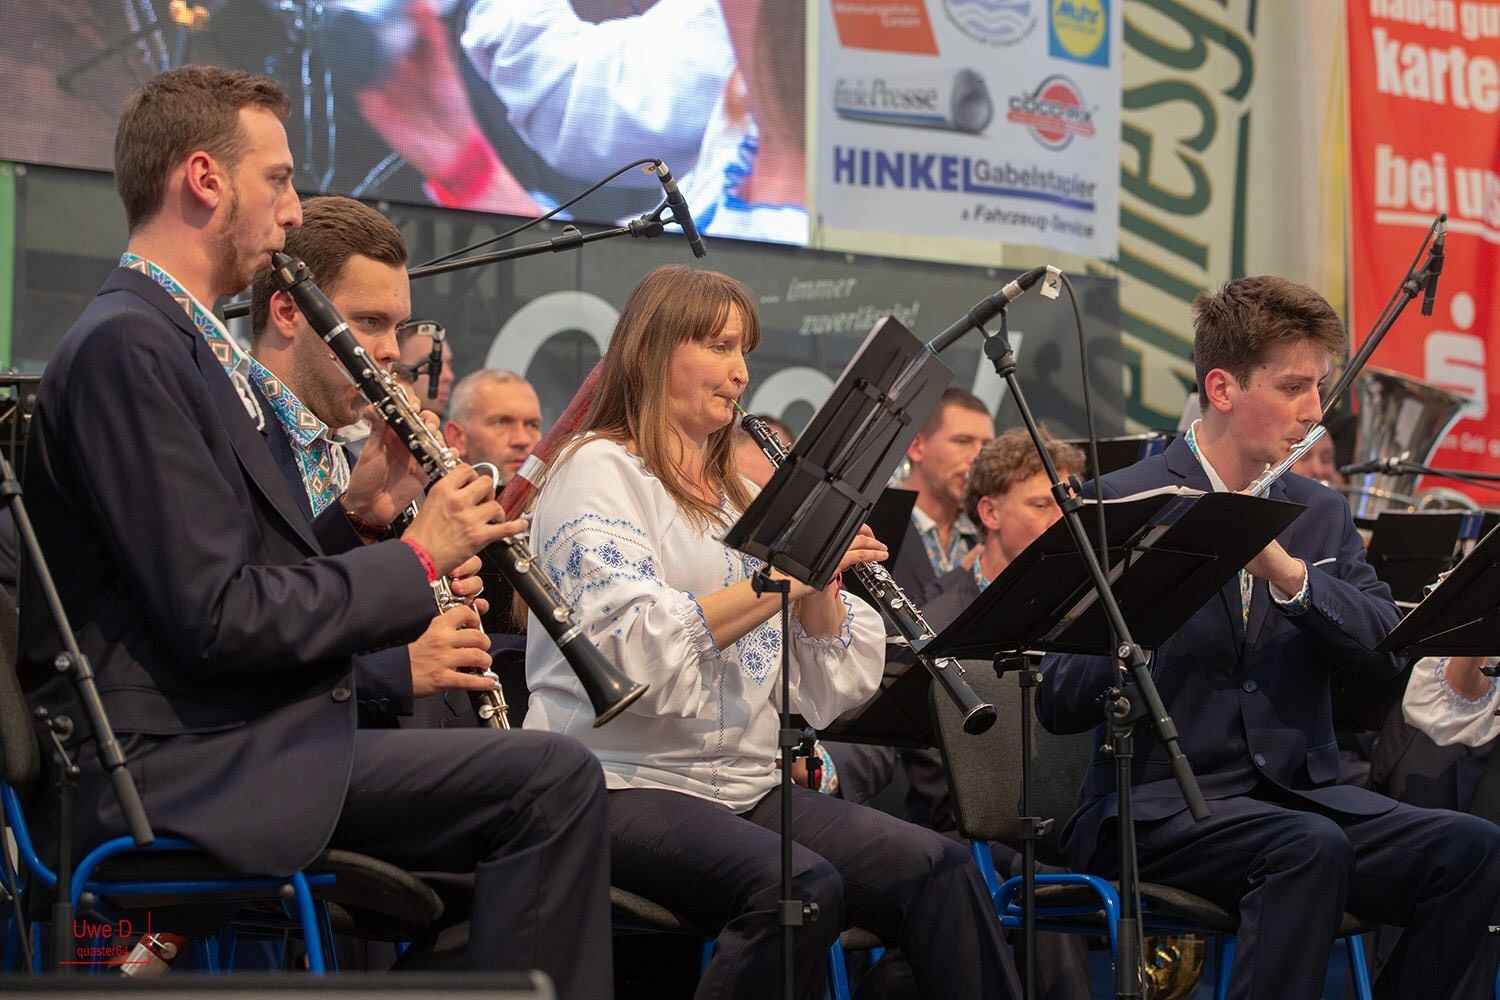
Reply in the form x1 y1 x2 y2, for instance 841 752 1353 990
926 290 1208 1000
222 211 672 321
0 377 154 973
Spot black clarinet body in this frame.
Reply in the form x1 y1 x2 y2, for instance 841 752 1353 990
737 410 997 735
269 252 646 726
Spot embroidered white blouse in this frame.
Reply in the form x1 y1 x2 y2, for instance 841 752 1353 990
1402 655 1500 748
523 437 886 811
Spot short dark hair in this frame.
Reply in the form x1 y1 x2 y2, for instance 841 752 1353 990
249 195 406 339
919 388 991 437
114 65 290 232
1192 276 1347 397
963 427 1084 526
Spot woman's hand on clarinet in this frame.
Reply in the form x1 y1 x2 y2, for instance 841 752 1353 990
790 526 887 637
404 464 528 576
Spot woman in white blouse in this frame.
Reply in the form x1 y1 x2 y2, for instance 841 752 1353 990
1403 654 1500 748
525 265 1020 1000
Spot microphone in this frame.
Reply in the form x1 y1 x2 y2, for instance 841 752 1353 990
424 321 447 401
925 265 1051 355
1339 456 1410 476
1422 215 1447 317
652 161 708 258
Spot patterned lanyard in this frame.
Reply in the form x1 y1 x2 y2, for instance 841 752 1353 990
972 554 991 593
120 255 348 515
1185 422 1252 630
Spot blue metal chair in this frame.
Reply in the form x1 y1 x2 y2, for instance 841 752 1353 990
932 661 1377 999
0 591 442 975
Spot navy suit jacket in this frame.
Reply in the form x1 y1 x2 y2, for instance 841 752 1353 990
19 267 435 875
1036 436 1404 866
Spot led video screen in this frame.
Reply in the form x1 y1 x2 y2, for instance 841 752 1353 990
2 1 808 244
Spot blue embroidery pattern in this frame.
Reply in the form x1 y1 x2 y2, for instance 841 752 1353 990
120 253 347 515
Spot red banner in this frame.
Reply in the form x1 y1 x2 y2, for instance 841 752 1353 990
1347 0 1500 500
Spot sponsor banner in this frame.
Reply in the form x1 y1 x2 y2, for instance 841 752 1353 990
816 0 1121 257
1348 0 1500 497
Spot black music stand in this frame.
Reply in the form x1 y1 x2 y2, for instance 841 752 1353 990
1378 520 1500 656
919 486 1302 994
1365 511 1466 607
723 315 950 1000
923 490 1303 659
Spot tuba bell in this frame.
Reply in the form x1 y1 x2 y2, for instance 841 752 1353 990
1342 368 1469 521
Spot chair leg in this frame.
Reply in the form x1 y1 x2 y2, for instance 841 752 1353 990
1214 935 1236 1000
825 937 851 1000
287 872 326 975
1343 933 1374 1000
315 901 339 973
190 935 220 973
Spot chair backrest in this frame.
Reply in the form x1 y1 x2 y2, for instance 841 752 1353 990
931 659 1096 863
0 585 41 794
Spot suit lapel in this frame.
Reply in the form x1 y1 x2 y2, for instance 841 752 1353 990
1163 438 1244 647
110 269 324 554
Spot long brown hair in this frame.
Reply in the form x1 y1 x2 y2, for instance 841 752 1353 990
564 265 761 529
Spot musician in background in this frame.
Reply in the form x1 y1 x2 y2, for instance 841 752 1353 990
248 194 503 726
443 369 544 486
1038 276 1500 999
1290 423 1346 488
912 428 1086 830
18 67 611 995
396 319 455 414
526 264 1021 1000
892 388 994 603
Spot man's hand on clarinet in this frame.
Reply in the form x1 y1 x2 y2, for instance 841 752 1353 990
408 604 495 698
404 465 527 576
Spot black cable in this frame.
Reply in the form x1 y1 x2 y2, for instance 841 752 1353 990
414 157 661 269
1057 270 1146 989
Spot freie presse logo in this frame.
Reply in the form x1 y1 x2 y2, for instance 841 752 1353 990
1049 0 1110 67
1006 75 1096 150
943 0 1038 46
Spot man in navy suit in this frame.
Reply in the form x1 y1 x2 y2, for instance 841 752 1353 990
1038 276 1500 999
19 66 611 997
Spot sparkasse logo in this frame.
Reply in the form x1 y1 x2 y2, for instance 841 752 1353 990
1006 75 1096 150
1049 0 1109 67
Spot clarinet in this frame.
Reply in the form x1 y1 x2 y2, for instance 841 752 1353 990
401 496 512 729
269 252 647 727
737 408 998 735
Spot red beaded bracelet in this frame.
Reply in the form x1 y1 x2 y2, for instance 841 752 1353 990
401 538 439 583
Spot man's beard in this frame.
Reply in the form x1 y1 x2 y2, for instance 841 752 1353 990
208 184 257 298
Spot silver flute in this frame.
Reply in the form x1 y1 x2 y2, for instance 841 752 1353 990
1245 424 1329 497
737 407 997 735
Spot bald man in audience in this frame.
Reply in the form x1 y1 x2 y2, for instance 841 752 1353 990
444 369 544 486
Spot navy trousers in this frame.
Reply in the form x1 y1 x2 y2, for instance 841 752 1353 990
329 729 612 1000
1082 785 1500 1000
606 784 1021 1000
